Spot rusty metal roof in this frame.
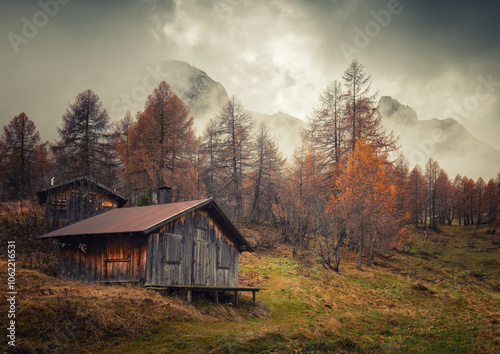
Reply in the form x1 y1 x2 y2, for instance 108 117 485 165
38 198 253 251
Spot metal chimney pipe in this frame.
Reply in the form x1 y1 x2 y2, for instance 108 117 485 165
158 187 172 204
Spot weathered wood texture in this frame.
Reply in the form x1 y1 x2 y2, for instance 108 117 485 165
58 207 240 287
58 234 147 285
46 189 120 223
145 209 239 287
39 177 126 224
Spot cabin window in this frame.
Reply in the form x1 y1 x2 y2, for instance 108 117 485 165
53 199 68 210
162 233 183 264
195 210 208 230
217 243 231 269
195 210 209 241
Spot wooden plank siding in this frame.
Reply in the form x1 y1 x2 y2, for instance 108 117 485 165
145 209 239 287
56 205 241 288
58 235 147 285
46 192 121 223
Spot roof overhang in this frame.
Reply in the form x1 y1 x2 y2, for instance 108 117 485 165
38 198 253 252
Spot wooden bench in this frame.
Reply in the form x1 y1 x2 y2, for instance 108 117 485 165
146 285 260 307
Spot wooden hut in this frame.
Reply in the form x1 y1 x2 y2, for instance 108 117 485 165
37 176 128 224
39 197 256 303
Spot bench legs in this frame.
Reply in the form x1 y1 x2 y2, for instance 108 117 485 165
186 289 257 307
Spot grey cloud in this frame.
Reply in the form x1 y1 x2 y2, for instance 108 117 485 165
0 0 498 153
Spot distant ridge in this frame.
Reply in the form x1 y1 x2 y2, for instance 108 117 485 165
378 96 500 179
153 62 500 178
160 60 305 158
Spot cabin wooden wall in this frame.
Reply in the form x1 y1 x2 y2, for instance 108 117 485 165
145 209 239 287
58 234 147 285
46 186 120 223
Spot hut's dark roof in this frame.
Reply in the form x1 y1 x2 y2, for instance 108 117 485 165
37 176 128 207
38 198 252 252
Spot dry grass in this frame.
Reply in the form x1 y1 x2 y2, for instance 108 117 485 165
0 264 271 353
1 224 499 353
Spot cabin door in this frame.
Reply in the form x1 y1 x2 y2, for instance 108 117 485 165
192 239 209 285
104 235 131 281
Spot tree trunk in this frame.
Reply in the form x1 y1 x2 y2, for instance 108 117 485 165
357 223 363 270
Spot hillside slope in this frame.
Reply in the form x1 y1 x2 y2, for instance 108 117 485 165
3 225 499 353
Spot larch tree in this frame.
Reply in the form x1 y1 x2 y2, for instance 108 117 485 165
248 123 284 222
407 165 426 227
342 59 372 151
118 81 197 200
212 96 254 218
52 89 116 184
476 177 485 226
114 111 134 199
307 80 345 178
331 137 405 270
436 168 454 225
200 118 223 199
484 179 497 231
425 158 439 230
392 154 409 217
0 113 50 200
453 174 464 225
273 135 320 255
465 177 477 225
341 59 398 155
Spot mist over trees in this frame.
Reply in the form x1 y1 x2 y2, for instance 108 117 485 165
1 60 499 272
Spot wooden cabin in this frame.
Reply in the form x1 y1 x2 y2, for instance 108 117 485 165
38 198 253 292
37 176 128 224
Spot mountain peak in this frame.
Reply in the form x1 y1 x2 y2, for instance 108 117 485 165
156 60 229 126
378 96 500 179
378 96 418 125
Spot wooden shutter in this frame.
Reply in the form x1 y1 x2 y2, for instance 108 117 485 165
217 243 231 269
162 233 183 264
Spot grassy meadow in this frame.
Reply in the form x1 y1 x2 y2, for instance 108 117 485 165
1 224 499 353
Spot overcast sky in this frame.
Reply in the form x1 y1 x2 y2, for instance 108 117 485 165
1 0 499 153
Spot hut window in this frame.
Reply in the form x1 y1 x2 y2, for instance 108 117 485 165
195 210 208 230
217 244 231 269
162 233 183 264
195 210 209 241
53 199 68 210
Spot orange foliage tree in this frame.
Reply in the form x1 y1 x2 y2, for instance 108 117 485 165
116 82 198 201
330 137 407 269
